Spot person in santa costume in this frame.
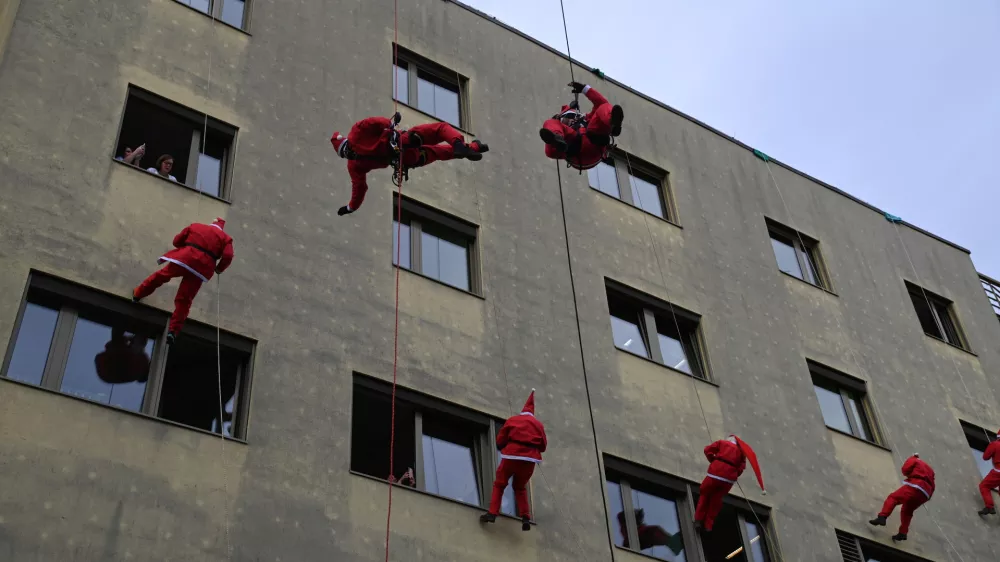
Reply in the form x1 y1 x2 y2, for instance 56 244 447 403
694 435 765 532
869 454 935 541
480 389 547 531
616 509 685 555
330 113 489 216
977 432 1000 516
132 218 234 344
539 81 624 171
94 328 151 384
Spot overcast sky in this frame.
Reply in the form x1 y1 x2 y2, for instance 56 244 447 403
464 0 1000 277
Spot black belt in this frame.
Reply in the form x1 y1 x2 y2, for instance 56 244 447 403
185 243 219 261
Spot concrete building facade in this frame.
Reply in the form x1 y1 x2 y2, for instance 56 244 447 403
0 1 997 561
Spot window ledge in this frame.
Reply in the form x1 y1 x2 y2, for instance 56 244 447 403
169 0 252 36
826 426 891 452
392 100 474 137
348 470 531 525
615 545 683 562
0 377 248 444
112 159 232 205
615 348 718 387
923 333 977 357
589 186 682 229
393 264 485 300
778 270 837 296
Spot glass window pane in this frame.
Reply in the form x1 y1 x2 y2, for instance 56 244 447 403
589 160 621 198
196 152 221 197
745 520 769 562
629 175 664 218
6 303 58 385
770 234 803 279
417 77 435 116
421 434 480 505
421 230 440 279
392 221 411 269
972 447 992 479
606 480 628 548
393 64 409 104
846 395 871 441
813 384 852 434
434 85 460 127
935 302 961 345
61 317 152 412
802 248 819 285
610 315 648 358
437 237 469 291
909 291 942 338
657 330 692 375
220 0 245 28
630 488 686 561
179 0 211 14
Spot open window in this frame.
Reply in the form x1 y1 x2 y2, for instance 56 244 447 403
809 360 882 445
392 46 467 129
172 0 251 30
392 196 481 295
115 86 238 200
1 272 255 439
961 421 997 479
765 218 830 290
905 281 968 350
588 152 676 221
350 374 520 516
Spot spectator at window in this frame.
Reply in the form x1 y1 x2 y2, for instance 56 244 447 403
115 144 146 166
148 154 178 182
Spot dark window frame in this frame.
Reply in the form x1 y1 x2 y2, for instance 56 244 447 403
605 279 710 381
808 360 883 446
392 46 469 130
836 529 933 562
171 0 253 32
113 85 239 202
588 151 678 223
392 195 481 295
0 271 255 440
351 373 526 516
905 281 969 350
605 455 776 562
764 218 831 290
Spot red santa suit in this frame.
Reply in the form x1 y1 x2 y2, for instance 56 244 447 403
877 455 935 535
978 437 1000 509
486 390 547 522
134 218 234 335
540 85 617 170
331 120 486 213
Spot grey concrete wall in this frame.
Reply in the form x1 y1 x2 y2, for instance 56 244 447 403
0 0 997 561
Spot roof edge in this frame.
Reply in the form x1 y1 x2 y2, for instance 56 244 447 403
444 0 971 255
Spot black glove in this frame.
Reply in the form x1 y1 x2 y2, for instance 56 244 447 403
337 205 354 216
568 81 586 94
391 111 402 125
568 100 579 110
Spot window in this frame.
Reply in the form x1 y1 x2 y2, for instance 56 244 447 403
765 219 829 289
962 422 997 479
392 196 480 294
905 282 967 349
606 456 774 562
837 529 932 562
392 47 467 128
606 281 709 380
350 374 520 516
173 0 250 30
1 273 255 438
588 153 674 221
115 86 238 199
981 275 1000 322
809 361 881 444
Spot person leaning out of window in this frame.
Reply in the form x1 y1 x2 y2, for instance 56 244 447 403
148 154 177 182
116 143 146 167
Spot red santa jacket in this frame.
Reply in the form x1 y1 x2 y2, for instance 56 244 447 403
497 413 547 463
159 223 234 282
705 439 746 483
347 116 396 157
984 441 1000 472
901 456 935 498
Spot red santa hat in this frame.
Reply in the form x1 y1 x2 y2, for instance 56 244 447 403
731 434 765 493
331 132 349 158
520 389 536 416
211 217 226 229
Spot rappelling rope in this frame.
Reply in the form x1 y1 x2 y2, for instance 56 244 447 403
620 151 783 561
757 153 968 562
557 0 578 106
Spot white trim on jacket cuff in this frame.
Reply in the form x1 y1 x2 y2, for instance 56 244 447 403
582 85 592 94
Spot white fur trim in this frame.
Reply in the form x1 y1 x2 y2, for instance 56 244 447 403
519 412 534 417
158 257 209 283
582 85 592 94
903 481 931 499
706 473 735 484
210 223 224 231
500 454 541 464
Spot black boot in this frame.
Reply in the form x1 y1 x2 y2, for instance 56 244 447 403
978 506 996 516
868 515 887 527
479 512 496 524
521 516 531 531
610 105 624 137
539 128 568 152
892 533 907 542
469 140 489 153
131 289 141 303
166 332 176 346
452 141 483 161
693 520 704 532
406 132 423 148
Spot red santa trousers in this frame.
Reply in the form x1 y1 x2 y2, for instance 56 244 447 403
488 459 535 518
979 471 1000 508
135 263 204 334
878 484 929 534
403 122 465 147
695 476 733 531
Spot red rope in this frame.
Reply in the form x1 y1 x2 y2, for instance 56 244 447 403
385 3 400 561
